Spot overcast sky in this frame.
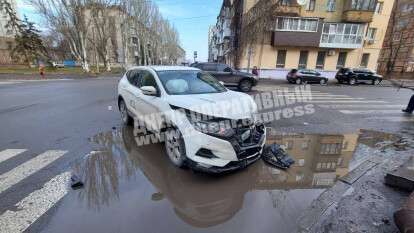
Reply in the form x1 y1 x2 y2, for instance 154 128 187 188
16 0 222 62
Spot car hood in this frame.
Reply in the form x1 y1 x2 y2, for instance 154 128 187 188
167 91 257 120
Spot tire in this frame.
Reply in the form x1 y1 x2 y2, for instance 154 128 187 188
164 128 187 168
295 78 302 85
320 79 327 85
238 79 253 92
371 79 381 85
119 99 133 126
348 78 357 85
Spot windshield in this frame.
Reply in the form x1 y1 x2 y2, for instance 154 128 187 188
157 70 227 95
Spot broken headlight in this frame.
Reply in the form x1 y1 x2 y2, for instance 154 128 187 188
183 109 235 138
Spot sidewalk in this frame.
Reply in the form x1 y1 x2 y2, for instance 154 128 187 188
0 73 121 81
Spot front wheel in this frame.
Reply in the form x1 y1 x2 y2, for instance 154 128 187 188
295 78 303 85
165 128 187 168
119 99 133 126
239 80 253 92
320 79 327 85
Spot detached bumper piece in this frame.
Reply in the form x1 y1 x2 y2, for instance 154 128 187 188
262 144 295 169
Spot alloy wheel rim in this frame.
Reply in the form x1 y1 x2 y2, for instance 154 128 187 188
166 135 181 162
120 102 127 122
296 79 301 84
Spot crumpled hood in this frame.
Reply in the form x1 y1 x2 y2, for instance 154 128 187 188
167 90 257 120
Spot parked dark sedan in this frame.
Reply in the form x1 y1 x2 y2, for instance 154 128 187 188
286 69 328 85
191 62 258 92
335 68 382 85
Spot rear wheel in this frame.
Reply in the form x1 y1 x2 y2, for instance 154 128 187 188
239 79 253 92
295 78 302 85
119 99 133 126
372 79 381 85
320 79 327 85
348 78 357 85
165 128 187 168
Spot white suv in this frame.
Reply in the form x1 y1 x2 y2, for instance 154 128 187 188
118 66 266 173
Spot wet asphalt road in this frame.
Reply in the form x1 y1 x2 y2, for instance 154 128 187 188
0 77 413 233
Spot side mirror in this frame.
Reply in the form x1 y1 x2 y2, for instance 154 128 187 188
140 86 157 96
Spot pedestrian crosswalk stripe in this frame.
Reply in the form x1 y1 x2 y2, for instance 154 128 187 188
319 105 405 109
0 150 66 194
0 149 27 164
287 97 364 100
366 116 414 122
339 110 403 114
0 172 70 233
305 100 387 104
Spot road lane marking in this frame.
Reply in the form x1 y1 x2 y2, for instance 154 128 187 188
0 150 66 194
287 97 364 100
0 172 70 233
0 149 27 164
366 116 414 122
339 110 404 114
304 100 387 103
319 105 405 109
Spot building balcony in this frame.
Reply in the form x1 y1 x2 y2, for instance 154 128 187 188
342 0 376 23
319 23 365 49
243 0 301 28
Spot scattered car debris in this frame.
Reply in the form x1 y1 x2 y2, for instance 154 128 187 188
70 174 84 190
262 144 295 169
385 156 414 192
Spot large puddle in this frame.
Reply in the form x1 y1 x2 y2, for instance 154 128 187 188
41 127 400 233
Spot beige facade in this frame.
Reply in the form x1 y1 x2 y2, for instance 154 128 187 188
221 0 395 78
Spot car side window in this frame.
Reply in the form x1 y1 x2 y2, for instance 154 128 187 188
140 70 158 89
203 64 217 72
218 64 231 72
127 69 141 87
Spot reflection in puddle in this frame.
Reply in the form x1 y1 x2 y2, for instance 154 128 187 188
44 128 400 233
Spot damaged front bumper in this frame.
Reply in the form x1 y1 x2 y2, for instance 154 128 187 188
187 125 266 174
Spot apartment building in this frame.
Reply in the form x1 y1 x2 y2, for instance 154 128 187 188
377 0 414 79
209 0 233 63
214 0 395 79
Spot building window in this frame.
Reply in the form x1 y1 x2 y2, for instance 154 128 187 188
316 51 326 69
360 53 370 68
131 37 138 46
350 0 377 11
306 0 316 11
275 17 319 32
393 32 402 41
375 2 383 14
281 0 292 6
366 28 377 42
320 23 364 46
320 143 342 155
336 52 347 69
401 3 414 13
327 0 336 12
298 51 309 69
276 50 287 68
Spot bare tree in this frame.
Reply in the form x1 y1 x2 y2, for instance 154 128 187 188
29 0 92 72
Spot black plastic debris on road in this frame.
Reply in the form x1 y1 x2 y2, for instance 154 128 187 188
262 144 295 169
70 174 84 190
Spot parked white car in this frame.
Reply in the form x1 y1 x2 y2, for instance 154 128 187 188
118 66 266 173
